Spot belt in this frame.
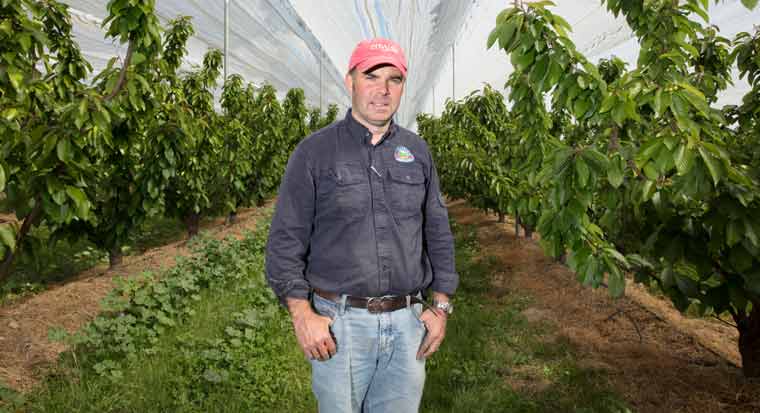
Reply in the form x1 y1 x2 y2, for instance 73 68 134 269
313 288 431 314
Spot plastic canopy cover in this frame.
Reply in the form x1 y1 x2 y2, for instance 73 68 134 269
62 1 760 129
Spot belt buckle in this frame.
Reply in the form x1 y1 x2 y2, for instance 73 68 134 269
366 297 384 313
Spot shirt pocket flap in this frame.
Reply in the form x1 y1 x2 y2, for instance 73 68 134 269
335 164 366 186
387 167 425 185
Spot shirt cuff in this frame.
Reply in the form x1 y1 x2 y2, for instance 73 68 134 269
276 280 311 308
430 272 459 296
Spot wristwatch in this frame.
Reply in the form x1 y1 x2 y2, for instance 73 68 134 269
433 300 453 316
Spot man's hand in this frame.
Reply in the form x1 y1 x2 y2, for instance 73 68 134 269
417 309 448 360
416 308 447 359
417 292 450 359
287 298 336 361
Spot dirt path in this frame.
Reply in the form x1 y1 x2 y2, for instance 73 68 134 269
0 204 270 392
447 201 760 413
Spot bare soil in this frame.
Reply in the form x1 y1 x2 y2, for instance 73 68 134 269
0 205 270 392
447 200 760 413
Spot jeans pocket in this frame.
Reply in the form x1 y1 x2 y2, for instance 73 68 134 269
409 302 427 331
312 293 339 325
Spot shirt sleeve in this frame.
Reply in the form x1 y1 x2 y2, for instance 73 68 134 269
265 144 315 306
422 143 459 296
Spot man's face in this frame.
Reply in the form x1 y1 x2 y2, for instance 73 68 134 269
345 65 404 128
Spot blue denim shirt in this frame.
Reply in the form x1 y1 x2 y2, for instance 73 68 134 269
265 110 458 305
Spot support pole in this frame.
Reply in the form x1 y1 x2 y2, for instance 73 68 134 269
451 43 455 101
224 0 229 83
432 85 436 115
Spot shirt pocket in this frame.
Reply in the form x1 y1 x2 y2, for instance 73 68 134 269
321 162 369 218
387 166 426 219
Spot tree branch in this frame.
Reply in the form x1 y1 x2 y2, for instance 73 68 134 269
103 39 135 102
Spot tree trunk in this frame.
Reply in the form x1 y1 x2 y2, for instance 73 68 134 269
227 211 237 225
109 245 123 268
185 212 201 238
498 212 505 223
736 302 760 378
524 224 534 240
515 213 521 238
0 199 42 282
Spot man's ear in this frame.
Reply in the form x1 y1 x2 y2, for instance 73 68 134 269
344 73 353 96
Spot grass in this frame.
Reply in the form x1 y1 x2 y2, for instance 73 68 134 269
5 213 314 413
23 280 312 412
3 215 632 413
420 221 632 413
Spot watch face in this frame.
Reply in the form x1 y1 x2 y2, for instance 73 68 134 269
435 302 453 314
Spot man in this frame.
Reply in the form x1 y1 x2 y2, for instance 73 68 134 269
265 38 458 413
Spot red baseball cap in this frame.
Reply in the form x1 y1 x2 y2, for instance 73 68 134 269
348 38 407 77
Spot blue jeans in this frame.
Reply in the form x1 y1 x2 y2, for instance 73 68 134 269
310 293 428 413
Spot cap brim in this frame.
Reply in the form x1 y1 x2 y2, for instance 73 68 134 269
353 56 407 77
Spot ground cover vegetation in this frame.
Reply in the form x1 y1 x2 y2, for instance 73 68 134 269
0 0 338 292
418 0 760 376
1 211 632 412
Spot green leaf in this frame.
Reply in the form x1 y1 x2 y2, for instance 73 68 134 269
641 180 656 202
670 93 692 133
65 186 90 218
131 52 146 65
511 49 535 71
575 158 590 188
604 247 628 266
496 7 519 24
606 259 626 298
635 138 664 167
0 223 15 250
726 220 743 247
499 20 519 51
677 82 708 114
2 107 19 122
573 97 590 119
698 145 722 186
673 143 695 175
599 94 616 113
607 156 624 188
729 245 753 272
7 68 23 90
56 139 72 162
643 162 659 180
741 0 758 10
675 275 699 298
0 164 5 192
487 27 500 49
744 218 758 247
78 98 88 118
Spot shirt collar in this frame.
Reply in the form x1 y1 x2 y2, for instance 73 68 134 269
344 108 398 146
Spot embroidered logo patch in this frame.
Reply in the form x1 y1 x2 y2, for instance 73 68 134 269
394 146 414 163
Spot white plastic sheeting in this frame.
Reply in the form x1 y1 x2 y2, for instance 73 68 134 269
62 1 760 127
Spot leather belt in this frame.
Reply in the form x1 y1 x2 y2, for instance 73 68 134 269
313 288 427 314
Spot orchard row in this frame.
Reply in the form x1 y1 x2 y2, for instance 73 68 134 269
0 0 337 277
419 0 760 377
